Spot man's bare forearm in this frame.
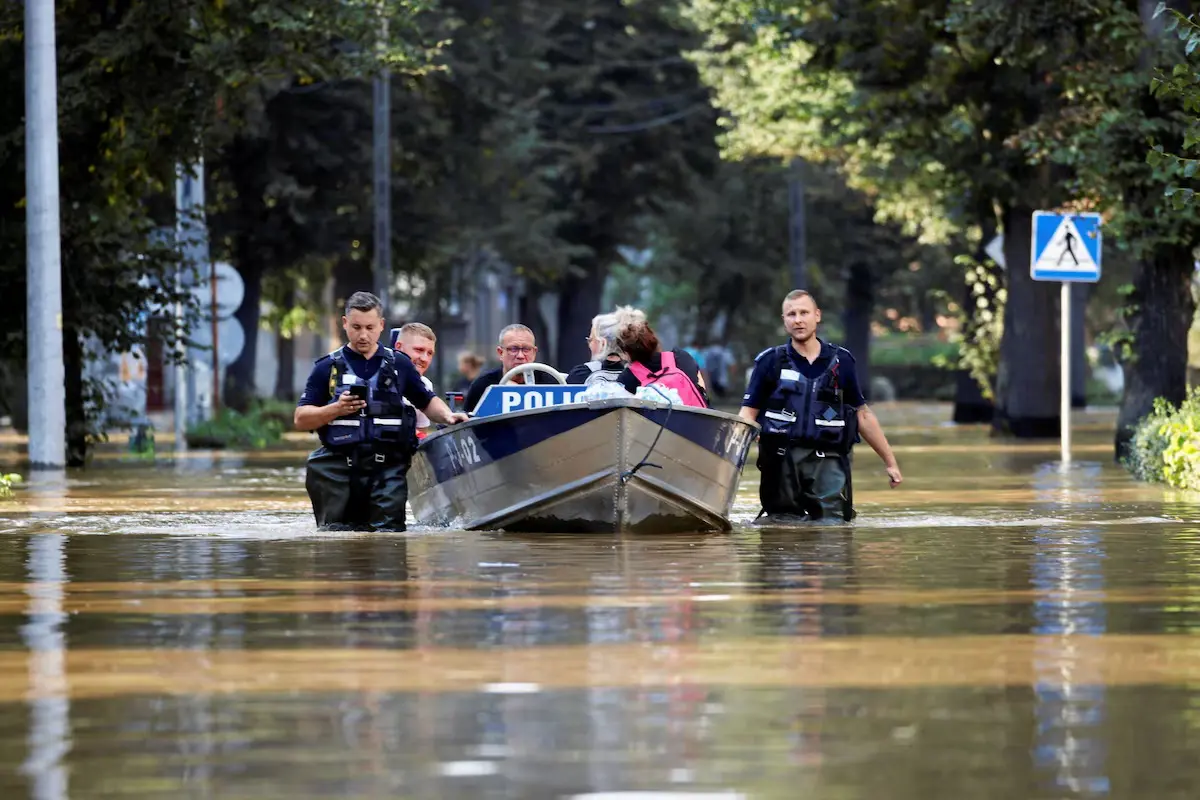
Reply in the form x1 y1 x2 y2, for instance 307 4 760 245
738 406 759 424
856 405 897 467
294 403 341 432
423 397 460 425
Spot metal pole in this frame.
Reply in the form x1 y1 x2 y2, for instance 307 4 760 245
372 66 391 306
24 0 66 469
174 271 187 451
788 157 807 291
1060 281 1071 464
211 260 220 411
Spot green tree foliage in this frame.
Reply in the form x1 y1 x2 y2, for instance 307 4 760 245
0 472 21 501
613 157 930 375
0 0 433 455
700 0 1086 435
208 80 380 410
691 0 1200 448
525 0 724 365
1022 0 1200 454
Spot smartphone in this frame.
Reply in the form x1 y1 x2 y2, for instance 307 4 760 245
346 384 369 401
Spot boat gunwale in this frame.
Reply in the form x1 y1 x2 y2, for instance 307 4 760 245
418 396 759 448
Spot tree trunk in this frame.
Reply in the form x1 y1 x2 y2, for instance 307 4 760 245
518 284 550 353
273 284 296 401
333 256 370 320
842 260 874 401
62 324 88 467
1115 244 1196 459
223 253 263 413
555 260 609 368
1071 282 1090 408
994 204 1061 437
274 334 295 402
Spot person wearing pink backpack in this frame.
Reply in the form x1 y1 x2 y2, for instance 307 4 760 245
615 320 709 408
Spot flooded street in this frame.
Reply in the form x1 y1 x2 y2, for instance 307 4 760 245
2 403 1200 799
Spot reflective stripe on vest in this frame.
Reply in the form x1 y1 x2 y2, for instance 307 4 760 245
760 342 849 450
317 348 413 451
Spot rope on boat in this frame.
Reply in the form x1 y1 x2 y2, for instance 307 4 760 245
619 388 673 485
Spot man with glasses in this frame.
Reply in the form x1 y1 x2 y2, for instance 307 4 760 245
462 324 560 413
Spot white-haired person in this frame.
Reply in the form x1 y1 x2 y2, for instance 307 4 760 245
565 306 644 386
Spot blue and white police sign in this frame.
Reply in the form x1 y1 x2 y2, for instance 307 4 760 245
473 384 589 417
1030 211 1102 283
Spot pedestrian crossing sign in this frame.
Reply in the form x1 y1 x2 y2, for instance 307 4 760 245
1030 211 1102 282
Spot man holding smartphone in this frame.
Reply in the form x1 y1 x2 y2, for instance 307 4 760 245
294 292 469 531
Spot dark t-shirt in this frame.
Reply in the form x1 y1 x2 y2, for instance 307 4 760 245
741 339 867 411
565 356 626 385
463 366 561 412
617 348 706 398
298 345 436 410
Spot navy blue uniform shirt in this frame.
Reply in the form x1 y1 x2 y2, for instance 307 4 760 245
742 339 867 410
298 345 436 409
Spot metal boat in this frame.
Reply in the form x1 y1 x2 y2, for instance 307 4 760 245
407 368 758 533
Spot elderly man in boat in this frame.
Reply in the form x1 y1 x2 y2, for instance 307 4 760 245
462 324 561 413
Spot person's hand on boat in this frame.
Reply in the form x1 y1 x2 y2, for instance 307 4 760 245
423 396 470 426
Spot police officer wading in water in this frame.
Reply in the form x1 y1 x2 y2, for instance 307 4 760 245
739 290 903 522
295 292 469 531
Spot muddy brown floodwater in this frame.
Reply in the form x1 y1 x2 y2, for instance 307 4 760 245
1 403 1200 799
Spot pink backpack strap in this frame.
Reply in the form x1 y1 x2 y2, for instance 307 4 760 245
658 351 677 371
628 360 652 383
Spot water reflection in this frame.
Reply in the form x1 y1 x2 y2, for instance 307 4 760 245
3 407 1200 796
1031 460 1110 797
20 534 70 800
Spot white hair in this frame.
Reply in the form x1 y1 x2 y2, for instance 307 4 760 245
497 323 535 346
592 306 644 361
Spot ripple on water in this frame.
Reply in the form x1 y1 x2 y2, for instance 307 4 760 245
0 511 459 539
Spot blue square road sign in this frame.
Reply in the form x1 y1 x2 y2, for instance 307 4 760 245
1030 211 1102 283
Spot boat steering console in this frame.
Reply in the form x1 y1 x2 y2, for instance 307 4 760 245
498 363 566 386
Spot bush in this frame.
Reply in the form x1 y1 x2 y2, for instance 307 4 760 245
1124 388 1200 491
250 398 297 429
186 407 285 450
0 472 21 500
871 334 959 367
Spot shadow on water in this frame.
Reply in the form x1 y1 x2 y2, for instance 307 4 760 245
3 404 1200 797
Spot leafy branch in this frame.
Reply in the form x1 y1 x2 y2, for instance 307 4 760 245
1147 3 1200 205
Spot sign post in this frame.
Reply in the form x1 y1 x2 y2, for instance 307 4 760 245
1030 211 1102 463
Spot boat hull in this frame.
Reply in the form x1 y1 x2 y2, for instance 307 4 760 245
408 399 757 533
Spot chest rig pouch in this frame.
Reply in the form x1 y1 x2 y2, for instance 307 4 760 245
320 348 416 452
760 342 850 452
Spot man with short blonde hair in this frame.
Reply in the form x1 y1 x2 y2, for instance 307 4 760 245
739 290 901 523
396 323 439 432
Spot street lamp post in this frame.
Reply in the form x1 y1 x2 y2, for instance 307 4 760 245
24 0 67 469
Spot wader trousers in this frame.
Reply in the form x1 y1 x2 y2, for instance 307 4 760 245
305 445 411 532
757 440 854 522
